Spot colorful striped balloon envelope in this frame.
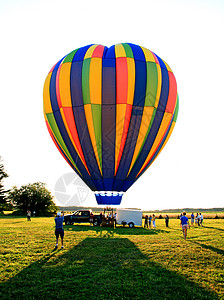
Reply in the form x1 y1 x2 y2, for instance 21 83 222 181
43 43 179 205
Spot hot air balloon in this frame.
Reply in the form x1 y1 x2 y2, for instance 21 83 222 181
43 43 179 205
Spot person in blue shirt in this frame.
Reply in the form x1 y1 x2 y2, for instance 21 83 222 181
180 212 190 240
54 211 64 249
191 212 194 226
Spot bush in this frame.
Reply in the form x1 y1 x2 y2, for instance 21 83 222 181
7 182 58 216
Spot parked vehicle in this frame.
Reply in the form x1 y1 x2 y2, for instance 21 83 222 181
63 210 101 226
116 208 143 227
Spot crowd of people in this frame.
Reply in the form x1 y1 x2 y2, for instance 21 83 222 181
143 211 205 240
144 214 157 229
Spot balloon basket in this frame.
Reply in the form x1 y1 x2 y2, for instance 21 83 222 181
95 192 123 205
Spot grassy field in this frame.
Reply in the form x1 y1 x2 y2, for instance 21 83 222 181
0 216 223 299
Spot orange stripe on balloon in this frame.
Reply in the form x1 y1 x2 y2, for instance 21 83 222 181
115 104 132 175
116 57 128 104
165 72 177 114
126 57 135 105
89 58 102 105
59 62 72 107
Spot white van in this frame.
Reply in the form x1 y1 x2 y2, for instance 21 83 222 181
116 208 143 228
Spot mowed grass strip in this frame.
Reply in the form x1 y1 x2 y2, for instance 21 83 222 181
0 217 223 299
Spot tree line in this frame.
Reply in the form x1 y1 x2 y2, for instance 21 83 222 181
0 157 57 215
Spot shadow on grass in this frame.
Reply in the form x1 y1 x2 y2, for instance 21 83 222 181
203 225 224 232
190 241 224 256
0 238 219 300
64 224 168 236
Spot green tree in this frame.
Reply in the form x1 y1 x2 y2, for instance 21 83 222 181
0 157 9 211
8 182 57 216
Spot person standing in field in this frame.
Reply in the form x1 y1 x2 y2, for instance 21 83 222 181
27 210 31 221
152 214 156 229
148 215 152 229
165 215 169 227
197 213 201 226
54 211 64 249
89 211 94 226
144 215 149 228
113 212 117 228
180 212 190 240
195 213 199 226
191 212 194 226
200 213 204 226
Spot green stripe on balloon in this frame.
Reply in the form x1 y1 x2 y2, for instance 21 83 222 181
145 62 158 107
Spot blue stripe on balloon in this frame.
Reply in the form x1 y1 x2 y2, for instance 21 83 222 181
114 106 144 190
70 60 84 107
72 45 93 62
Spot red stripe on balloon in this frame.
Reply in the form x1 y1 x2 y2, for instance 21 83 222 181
152 52 159 64
115 104 132 174
92 45 105 58
116 57 128 104
165 72 177 113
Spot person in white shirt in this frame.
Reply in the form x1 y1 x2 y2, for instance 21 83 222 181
199 213 203 226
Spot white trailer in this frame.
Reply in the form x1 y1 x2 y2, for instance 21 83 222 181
116 208 143 228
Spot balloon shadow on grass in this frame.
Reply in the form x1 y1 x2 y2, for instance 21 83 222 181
189 240 224 256
0 238 219 300
203 225 224 232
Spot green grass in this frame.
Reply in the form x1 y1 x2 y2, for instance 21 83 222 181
0 217 223 299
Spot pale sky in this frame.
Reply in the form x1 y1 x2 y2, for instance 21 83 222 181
1 0 224 210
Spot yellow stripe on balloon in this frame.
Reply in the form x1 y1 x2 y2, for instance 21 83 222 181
43 72 53 113
126 57 135 105
115 43 126 57
59 63 72 107
84 104 102 174
140 46 156 63
84 45 98 59
128 106 155 175
89 58 102 104
136 112 173 177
